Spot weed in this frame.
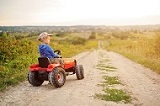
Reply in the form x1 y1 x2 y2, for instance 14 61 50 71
97 76 121 87
103 76 121 85
96 64 116 72
95 88 131 103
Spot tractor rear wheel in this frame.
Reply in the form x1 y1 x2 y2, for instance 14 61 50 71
48 67 66 88
28 71 44 86
76 65 84 80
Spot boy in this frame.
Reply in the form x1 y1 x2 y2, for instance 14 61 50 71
38 32 63 65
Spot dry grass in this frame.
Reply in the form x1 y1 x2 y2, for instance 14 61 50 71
107 33 160 74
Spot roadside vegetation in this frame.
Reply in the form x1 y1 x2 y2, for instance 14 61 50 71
106 31 160 74
0 32 98 91
96 63 116 72
95 88 131 103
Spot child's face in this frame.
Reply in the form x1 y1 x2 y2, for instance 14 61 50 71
42 36 51 44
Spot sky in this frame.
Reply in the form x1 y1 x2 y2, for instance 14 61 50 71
0 0 160 26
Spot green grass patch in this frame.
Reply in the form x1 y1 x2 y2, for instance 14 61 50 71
96 63 117 72
95 88 131 103
97 76 121 87
103 76 121 85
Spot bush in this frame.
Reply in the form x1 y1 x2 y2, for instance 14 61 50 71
89 35 96 39
0 34 39 90
66 36 86 45
111 31 131 40
89 32 96 39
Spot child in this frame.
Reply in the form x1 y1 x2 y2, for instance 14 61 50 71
38 32 63 65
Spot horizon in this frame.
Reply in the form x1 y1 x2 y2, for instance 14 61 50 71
0 0 160 26
0 24 160 27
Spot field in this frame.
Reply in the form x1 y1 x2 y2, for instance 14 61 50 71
105 31 160 74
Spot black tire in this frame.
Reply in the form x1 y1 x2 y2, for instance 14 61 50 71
28 71 44 86
48 67 66 88
76 65 84 80
79 65 84 79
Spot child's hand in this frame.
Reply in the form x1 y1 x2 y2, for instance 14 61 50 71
58 55 62 58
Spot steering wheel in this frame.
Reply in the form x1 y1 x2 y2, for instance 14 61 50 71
54 50 61 55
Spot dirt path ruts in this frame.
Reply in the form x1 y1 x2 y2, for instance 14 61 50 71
0 49 160 106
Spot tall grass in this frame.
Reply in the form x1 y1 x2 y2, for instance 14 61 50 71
154 33 160 55
107 32 160 74
0 34 38 90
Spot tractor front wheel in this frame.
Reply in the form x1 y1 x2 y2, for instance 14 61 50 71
48 67 66 88
28 71 44 86
76 65 84 80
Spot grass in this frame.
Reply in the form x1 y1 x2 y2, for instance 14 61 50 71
95 88 131 103
96 57 116 72
107 37 160 74
95 75 131 103
96 63 117 72
96 57 117 71
97 76 121 87
0 38 39 91
103 76 121 85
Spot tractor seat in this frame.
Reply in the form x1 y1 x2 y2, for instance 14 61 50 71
38 57 51 68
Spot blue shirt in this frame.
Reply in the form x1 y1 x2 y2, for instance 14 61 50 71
38 44 59 60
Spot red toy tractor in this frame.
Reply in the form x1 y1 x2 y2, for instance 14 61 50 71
28 50 84 88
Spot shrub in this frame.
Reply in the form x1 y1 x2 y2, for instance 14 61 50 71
66 36 86 45
89 34 96 39
111 31 131 40
89 32 96 39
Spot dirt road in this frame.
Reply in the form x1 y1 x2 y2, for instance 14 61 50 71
0 49 160 106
